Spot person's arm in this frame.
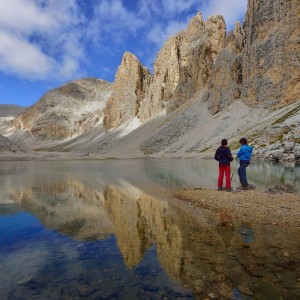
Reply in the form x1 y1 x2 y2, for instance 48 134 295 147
214 149 219 161
236 147 243 158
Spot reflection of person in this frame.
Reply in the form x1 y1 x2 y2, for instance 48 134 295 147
236 138 253 188
240 225 255 244
214 139 233 191
217 212 234 249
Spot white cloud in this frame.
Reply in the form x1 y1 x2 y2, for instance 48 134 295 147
0 30 53 79
137 0 200 18
148 20 187 48
88 0 145 45
161 0 200 15
0 0 56 35
0 0 85 81
59 57 82 80
203 0 247 30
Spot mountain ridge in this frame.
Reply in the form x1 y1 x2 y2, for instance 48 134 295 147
0 0 299 161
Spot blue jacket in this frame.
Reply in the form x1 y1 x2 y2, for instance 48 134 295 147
214 146 233 165
237 145 253 162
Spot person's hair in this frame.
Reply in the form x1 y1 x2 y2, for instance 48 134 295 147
221 139 228 146
239 137 248 145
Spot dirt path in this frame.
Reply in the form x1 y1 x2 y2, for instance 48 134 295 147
174 188 300 227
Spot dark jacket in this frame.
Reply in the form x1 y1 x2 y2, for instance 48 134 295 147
214 146 233 165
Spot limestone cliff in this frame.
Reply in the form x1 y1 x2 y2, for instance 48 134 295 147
113 0 300 123
242 0 300 108
104 52 152 129
139 13 226 121
206 23 245 114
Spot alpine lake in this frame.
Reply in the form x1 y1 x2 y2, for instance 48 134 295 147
0 159 299 300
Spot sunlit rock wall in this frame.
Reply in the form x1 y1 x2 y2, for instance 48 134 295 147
140 13 226 120
241 0 300 108
104 52 152 130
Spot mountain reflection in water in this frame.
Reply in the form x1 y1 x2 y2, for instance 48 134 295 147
0 160 299 299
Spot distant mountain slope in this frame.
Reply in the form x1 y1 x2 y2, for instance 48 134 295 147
0 134 33 153
0 105 25 117
2 78 112 147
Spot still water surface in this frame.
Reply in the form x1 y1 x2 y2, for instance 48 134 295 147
0 159 299 299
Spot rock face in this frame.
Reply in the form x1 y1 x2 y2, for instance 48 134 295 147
139 13 226 121
241 0 300 108
6 78 112 144
104 52 152 129
206 23 245 114
171 14 226 110
131 0 300 121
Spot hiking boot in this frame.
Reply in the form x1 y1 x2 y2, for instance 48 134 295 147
226 188 233 192
242 185 249 190
217 187 223 191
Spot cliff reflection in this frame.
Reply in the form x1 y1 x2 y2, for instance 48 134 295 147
10 180 113 240
103 184 300 299
6 178 300 299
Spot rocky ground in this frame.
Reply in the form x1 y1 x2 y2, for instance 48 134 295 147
174 187 300 227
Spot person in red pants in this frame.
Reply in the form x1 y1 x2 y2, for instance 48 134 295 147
214 139 233 192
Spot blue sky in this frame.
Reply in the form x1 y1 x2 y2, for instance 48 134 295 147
0 0 247 107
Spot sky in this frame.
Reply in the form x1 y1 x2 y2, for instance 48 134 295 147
0 0 247 107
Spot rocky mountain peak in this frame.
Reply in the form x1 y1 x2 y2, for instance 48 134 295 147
104 52 152 129
142 11 227 115
206 15 226 60
186 12 205 33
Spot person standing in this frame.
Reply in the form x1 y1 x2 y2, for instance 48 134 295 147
236 138 253 188
214 139 233 192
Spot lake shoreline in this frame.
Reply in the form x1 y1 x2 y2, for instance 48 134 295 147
1 152 300 163
174 188 300 228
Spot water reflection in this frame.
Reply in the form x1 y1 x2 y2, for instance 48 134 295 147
0 160 299 299
9 180 112 240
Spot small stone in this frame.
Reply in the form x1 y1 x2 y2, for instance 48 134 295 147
78 283 94 297
143 285 159 292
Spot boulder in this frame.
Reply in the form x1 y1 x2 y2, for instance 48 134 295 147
271 149 284 160
283 141 295 152
294 145 300 160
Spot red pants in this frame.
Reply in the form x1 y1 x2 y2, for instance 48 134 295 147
218 165 231 189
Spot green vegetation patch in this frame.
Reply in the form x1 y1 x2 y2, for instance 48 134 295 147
228 141 241 150
200 146 211 153
272 104 300 125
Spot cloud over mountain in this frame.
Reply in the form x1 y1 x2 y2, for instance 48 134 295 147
0 0 247 90
0 0 85 80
